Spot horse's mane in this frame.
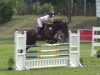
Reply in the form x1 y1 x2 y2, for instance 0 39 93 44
53 20 63 23
52 20 68 31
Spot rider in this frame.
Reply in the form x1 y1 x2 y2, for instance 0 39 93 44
37 12 54 37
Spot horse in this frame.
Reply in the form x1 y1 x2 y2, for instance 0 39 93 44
26 20 70 46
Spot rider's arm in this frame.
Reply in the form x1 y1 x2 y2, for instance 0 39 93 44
46 18 53 24
42 15 53 24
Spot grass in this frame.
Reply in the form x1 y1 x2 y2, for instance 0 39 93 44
0 15 97 29
0 40 14 68
0 40 100 75
0 15 38 28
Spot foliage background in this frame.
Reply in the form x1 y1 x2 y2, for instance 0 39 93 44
0 0 96 24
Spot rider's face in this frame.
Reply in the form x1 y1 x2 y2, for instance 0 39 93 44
49 15 53 18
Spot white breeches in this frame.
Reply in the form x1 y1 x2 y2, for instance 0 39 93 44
37 19 42 27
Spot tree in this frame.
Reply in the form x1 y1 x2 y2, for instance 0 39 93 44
14 0 28 15
84 0 87 16
39 0 68 16
33 2 54 15
0 0 15 24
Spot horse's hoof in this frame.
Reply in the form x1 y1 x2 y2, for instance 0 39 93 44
46 39 57 44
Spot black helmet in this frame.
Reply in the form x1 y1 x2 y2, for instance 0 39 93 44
48 12 54 16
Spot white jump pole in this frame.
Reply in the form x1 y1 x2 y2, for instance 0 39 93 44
91 26 100 57
69 30 82 67
14 30 82 70
14 31 26 70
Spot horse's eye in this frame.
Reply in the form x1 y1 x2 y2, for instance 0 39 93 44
49 27 52 30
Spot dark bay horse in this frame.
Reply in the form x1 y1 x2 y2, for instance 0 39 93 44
26 20 70 45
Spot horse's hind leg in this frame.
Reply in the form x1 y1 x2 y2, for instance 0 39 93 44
26 47 28 51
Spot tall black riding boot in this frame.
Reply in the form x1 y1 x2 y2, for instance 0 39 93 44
38 27 42 34
37 27 42 37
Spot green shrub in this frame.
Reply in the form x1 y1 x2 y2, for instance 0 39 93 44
33 2 42 15
14 0 27 15
0 0 14 24
8 56 14 70
33 2 54 15
42 3 54 14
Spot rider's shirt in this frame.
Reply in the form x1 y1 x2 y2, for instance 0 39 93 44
39 15 53 23
37 15 53 27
